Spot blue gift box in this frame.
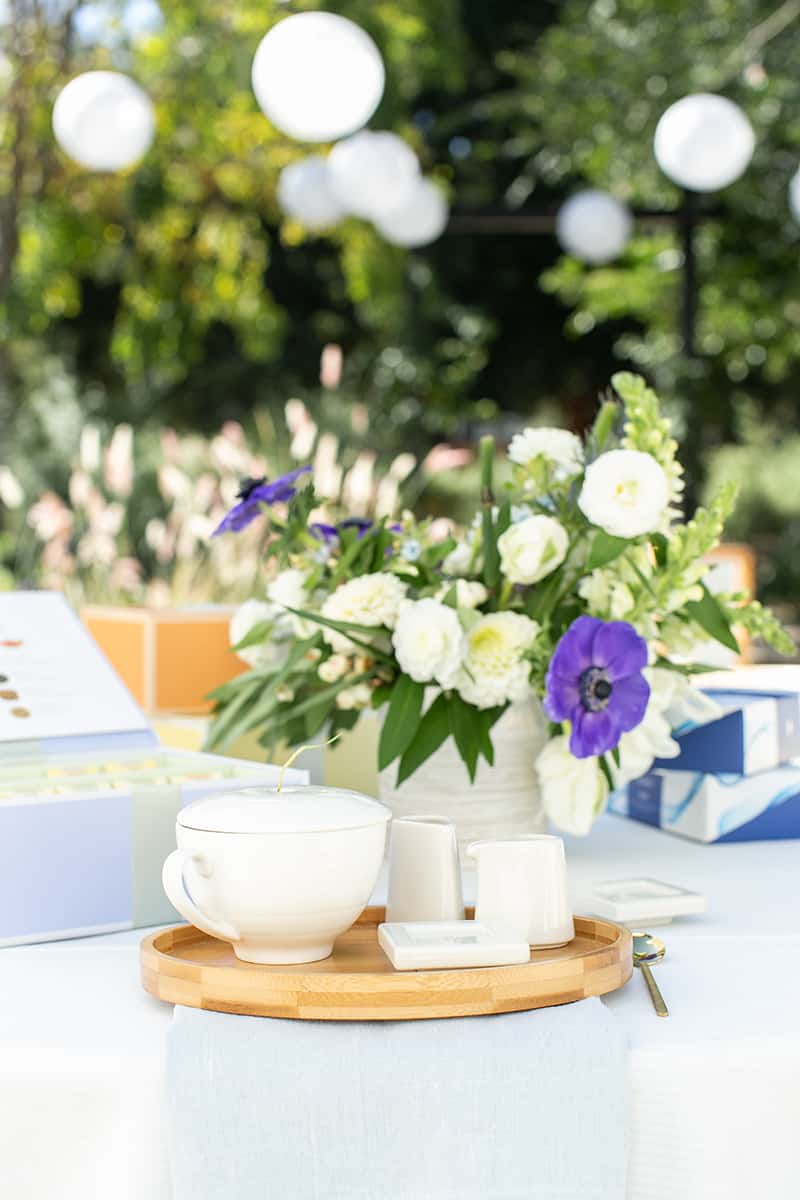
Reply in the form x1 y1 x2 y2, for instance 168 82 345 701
654 689 800 776
610 763 800 843
0 592 306 946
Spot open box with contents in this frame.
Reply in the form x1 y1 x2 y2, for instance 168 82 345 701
0 592 305 946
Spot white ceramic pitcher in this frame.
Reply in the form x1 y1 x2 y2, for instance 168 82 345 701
386 814 465 923
466 835 574 948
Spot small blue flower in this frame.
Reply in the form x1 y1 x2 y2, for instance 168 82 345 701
314 544 332 564
400 538 421 561
213 466 311 536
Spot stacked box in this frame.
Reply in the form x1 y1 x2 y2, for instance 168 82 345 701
611 668 800 843
0 592 305 945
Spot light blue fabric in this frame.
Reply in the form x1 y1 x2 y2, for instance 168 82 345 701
167 999 628 1200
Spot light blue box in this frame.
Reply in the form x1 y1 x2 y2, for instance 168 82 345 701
610 763 800 843
655 689 800 776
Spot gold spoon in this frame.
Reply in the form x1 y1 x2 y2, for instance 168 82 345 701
632 932 669 1018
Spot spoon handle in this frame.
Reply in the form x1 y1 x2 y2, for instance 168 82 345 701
639 962 669 1018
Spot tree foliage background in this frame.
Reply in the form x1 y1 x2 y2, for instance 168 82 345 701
4 0 800 605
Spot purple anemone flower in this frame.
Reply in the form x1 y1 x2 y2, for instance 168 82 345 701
544 615 650 759
309 518 403 543
212 466 311 536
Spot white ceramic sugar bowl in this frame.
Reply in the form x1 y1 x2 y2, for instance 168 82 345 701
162 786 390 964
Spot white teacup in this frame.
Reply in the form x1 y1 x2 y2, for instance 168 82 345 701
466 835 575 948
162 786 390 964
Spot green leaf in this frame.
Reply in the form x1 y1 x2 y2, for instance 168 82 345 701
440 583 459 608
685 584 740 654
205 639 316 750
475 705 505 766
482 504 500 589
448 694 480 782
378 674 425 770
525 570 563 623
284 607 395 664
495 498 512 540
649 532 668 567
231 619 274 653
592 398 619 452
370 683 393 709
587 531 630 571
396 694 452 785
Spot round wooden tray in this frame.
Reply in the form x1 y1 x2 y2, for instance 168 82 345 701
141 907 632 1021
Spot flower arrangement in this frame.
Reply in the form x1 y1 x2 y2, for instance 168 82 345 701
209 373 792 834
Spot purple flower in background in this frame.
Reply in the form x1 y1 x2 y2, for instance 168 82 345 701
544 616 649 758
212 466 311 536
309 518 403 543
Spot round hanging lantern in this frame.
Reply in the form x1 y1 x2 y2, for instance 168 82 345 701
556 190 632 264
277 156 345 229
251 12 384 143
328 130 420 220
654 94 754 192
375 178 449 246
52 71 155 171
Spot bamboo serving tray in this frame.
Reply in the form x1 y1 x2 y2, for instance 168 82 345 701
141 907 632 1021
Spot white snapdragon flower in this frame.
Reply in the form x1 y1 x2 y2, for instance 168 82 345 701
321 573 407 653
578 449 670 538
455 611 539 709
267 568 315 638
318 654 350 683
536 736 609 835
508 427 584 476
335 682 373 711
436 579 489 609
393 598 466 686
229 600 287 669
497 515 568 585
578 570 635 620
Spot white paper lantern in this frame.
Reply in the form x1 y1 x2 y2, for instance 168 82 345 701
375 178 449 246
52 71 155 171
277 156 345 230
328 131 420 220
654 94 754 192
556 190 632 264
251 12 384 143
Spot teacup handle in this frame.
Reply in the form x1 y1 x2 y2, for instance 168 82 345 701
162 850 240 943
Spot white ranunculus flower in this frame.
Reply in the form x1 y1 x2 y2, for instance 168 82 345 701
335 682 373 711
436 579 489 609
508 427 584 476
578 449 670 538
536 736 609 835
321 572 408 652
455 611 539 709
393 598 466 686
267 568 315 638
497 515 568 585
229 600 287 669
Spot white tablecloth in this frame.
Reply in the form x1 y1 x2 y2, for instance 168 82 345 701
2 814 799 1200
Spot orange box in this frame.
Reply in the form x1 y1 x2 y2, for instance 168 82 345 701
82 606 245 715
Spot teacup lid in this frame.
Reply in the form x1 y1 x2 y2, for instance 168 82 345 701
177 786 391 834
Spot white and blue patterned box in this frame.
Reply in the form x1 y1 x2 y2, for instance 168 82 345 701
610 763 800 843
0 592 306 946
654 688 800 777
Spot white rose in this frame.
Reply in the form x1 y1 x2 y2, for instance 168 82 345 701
267 568 315 638
321 573 407 653
455 611 539 709
229 600 287 669
508 427 584 476
578 449 670 538
497 515 568 585
393 598 466 686
436 579 489 609
335 682 372 711
536 736 609 835
318 654 350 683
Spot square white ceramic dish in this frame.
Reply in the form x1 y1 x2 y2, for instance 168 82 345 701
378 920 531 970
584 877 706 927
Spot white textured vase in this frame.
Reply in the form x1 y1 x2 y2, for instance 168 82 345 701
378 701 548 850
